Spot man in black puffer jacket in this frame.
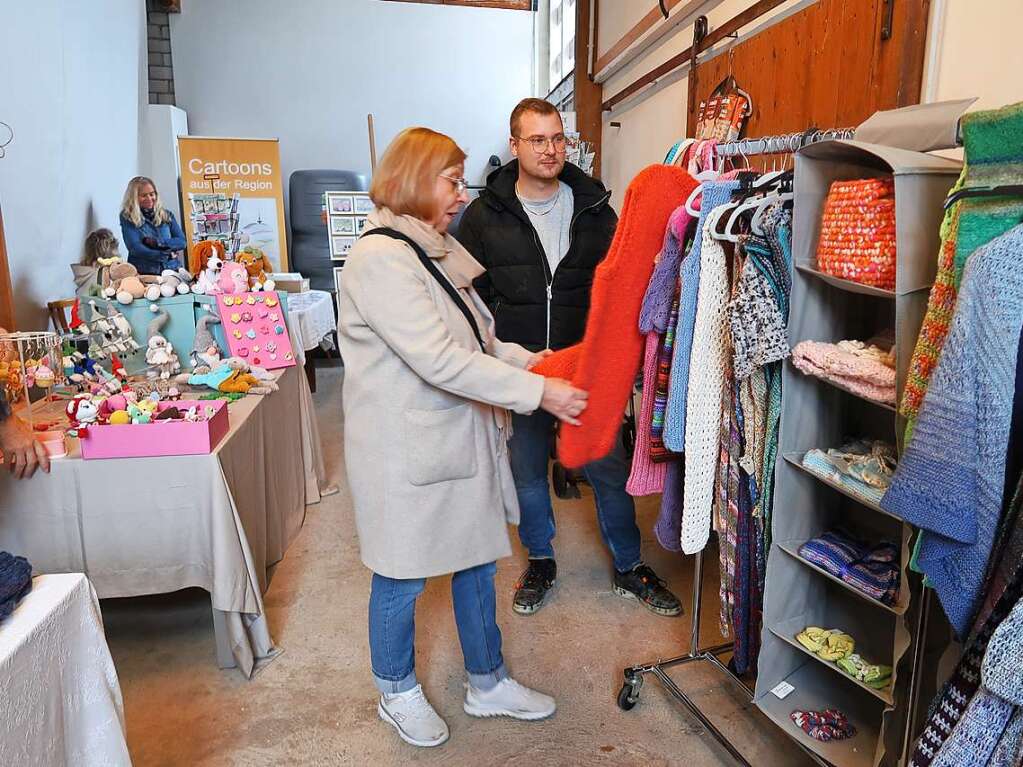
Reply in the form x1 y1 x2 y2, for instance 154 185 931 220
457 98 681 619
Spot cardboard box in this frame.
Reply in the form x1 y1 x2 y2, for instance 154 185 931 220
268 273 309 293
78 399 230 459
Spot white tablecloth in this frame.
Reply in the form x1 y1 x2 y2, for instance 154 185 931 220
286 290 336 359
0 573 130 766
0 366 328 678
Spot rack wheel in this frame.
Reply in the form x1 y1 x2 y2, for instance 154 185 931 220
617 673 642 711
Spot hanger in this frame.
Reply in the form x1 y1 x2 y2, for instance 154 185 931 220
943 184 1023 210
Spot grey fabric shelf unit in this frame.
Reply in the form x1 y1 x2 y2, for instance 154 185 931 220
753 140 961 767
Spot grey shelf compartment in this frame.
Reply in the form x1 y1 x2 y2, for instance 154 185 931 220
794 263 898 299
756 657 882 767
795 369 899 413
769 615 895 705
781 453 896 520
777 541 909 616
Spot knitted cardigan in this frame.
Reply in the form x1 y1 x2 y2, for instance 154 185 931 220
680 218 732 554
881 224 1023 637
664 180 740 452
533 165 698 469
931 596 1023 767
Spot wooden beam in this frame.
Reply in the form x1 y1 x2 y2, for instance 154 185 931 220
574 0 603 176
601 0 790 111
0 205 14 331
594 1 681 75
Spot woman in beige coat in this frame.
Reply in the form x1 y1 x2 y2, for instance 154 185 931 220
338 127 587 748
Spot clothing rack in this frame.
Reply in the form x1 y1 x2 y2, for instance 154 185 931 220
714 127 856 159
615 129 932 767
616 132 834 767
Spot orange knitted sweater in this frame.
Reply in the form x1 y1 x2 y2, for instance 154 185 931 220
533 164 698 468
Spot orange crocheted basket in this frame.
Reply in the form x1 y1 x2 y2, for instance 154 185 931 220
816 177 897 290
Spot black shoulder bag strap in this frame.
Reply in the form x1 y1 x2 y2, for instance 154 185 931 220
363 227 486 351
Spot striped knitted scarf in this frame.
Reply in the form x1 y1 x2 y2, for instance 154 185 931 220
902 101 1023 437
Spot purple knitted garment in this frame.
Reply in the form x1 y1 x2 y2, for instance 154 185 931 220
654 460 685 551
639 205 693 334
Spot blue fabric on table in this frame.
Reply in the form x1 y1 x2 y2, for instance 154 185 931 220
0 551 32 620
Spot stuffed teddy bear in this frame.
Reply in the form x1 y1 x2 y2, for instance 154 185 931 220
102 258 159 305
191 240 227 295
236 247 276 292
218 262 250 294
145 267 194 301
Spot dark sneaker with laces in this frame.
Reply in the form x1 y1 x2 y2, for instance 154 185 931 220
513 558 557 615
613 564 683 617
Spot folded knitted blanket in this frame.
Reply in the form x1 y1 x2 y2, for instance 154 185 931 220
534 165 698 469
882 224 1023 638
0 551 33 619
799 530 900 605
791 339 896 404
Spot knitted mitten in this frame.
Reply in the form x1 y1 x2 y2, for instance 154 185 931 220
534 165 698 469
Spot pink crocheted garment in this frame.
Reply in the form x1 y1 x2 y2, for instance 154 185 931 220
626 333 667 496
791 340 896 405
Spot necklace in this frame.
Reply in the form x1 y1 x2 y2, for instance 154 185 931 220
517 183 561 216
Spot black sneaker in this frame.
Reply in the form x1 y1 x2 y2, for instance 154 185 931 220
513 559 557 615
613 564 683 617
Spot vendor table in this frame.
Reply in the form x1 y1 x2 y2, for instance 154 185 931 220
0 365 328 678
0 573 130 766
286 289 337 392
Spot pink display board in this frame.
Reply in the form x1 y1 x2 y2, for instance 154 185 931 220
215 292 297 370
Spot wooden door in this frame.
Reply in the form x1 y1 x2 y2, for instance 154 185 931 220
688 0 930 143
0 206 13 330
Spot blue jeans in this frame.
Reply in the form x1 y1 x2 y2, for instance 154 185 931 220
368 562 507 695
508 410 642 573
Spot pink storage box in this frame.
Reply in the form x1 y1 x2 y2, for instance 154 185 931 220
78 400 230 460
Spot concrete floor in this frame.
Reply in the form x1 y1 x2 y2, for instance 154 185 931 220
101 362 813 766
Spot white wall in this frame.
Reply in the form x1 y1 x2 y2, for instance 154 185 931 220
598 0 1023 204
0 0 147 330
170 0 534 199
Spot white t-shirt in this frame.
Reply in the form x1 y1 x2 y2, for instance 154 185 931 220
517 181 574 277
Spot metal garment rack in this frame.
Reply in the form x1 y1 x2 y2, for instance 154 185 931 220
614 127 862 767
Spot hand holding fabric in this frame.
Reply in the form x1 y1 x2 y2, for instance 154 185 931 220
541 379 588 426
0 417 50 479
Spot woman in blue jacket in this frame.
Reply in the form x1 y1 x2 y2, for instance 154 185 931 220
119 176 187 275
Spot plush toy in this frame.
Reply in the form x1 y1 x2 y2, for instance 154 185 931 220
145 305 181 380
236 247 276 292
154 406 183 421
191 241 226 295
218 262 250 294
190 312 223 372
101 258 159 305
65 395 100 437
179 356 278 395
145 267 194 301
108 409 131 425
128 398 158 424
109 354 127 381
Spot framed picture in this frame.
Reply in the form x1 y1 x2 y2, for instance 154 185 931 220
331 216 356 235
327 193 354 215
331 235 356 259
355 216 370 235
353 194 374 215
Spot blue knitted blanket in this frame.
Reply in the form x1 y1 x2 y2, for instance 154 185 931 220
882 224 1023 637
0 551 33 619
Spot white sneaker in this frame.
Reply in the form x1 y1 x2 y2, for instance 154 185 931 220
378 685 449 747
463 677 557 721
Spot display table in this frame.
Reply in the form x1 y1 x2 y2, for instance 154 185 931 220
0 573 130 766
286 289 336 392
0 365 328 678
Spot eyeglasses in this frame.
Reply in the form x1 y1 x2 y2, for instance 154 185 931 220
439 174 468 195
514 134 568 153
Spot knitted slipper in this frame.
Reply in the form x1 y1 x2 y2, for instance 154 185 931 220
790 709 857 742
795 626 831 654
817 631 855 661
836 653 892 688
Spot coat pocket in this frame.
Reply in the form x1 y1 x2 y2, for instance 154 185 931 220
403 404 479 486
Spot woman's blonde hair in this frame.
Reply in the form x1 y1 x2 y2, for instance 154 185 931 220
120 176 171 228
369 127 467 222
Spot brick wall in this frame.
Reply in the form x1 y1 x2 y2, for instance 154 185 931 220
146 0 176 104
